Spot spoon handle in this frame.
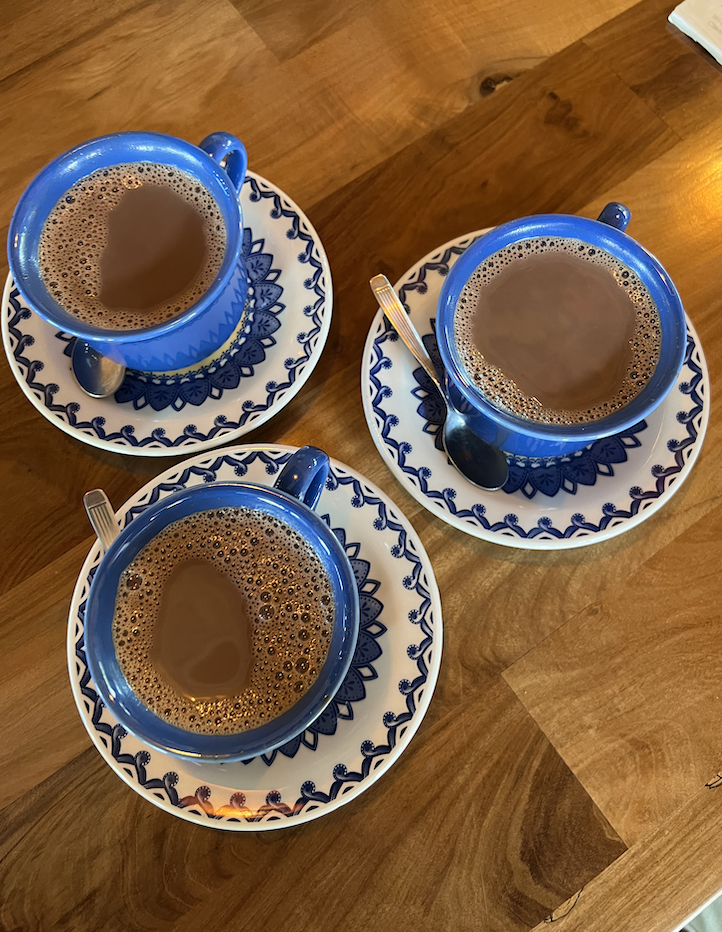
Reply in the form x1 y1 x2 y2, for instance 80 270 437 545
84 489 121 553
369 274 441 390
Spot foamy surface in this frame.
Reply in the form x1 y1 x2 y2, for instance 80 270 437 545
38 163 226 330
453 237 662 425
112 507 335 736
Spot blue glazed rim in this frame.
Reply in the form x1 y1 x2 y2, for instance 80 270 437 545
7 131 242 344
436 214 687 445
83 482 360 761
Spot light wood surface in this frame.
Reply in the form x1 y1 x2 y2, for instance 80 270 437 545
1 1 721 930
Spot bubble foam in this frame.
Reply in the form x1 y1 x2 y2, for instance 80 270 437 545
112 507 335 736
453 237 662 425
38 162 226 331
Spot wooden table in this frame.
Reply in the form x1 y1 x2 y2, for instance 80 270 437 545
2 1 721 929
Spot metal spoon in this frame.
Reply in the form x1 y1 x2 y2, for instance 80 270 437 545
370 274 509 492
84 489 120 553
71 340 126 398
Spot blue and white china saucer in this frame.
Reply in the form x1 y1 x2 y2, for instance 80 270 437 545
2 173 332 456
67 444 442 830
362 232 709 550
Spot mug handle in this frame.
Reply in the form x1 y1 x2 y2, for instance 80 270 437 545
198 132 248 192
597 202 631 232
275 446 330 511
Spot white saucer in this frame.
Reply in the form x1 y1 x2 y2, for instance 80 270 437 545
3 172 332 456
67 444 442 830
362 232 709 550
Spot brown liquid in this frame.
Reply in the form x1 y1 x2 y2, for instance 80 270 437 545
112 507 335 735
38 163 226 331
150 559 253 701
99 183 207 313
454 238 662 425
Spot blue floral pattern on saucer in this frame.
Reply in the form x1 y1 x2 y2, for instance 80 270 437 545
408 323 648 500
68 446 442 829
362 232 709 550
2 173 332 456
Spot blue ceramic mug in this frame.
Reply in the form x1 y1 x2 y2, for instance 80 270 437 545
436 204 687 458
8 131 248 371
83 446 360 762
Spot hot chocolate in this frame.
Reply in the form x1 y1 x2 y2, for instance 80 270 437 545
453 237 662 425
38 162 226 331
112 506 335 736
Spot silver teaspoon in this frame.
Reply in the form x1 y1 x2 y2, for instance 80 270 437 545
370 274 509 492
71 339 126 398
84 489 120 553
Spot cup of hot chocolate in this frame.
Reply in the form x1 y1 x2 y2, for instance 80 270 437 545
436 203 687 458
8 130 249 372
83 446 360 762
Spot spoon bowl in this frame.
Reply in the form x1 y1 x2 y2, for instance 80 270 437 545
71 339 126 398
369 275 508 492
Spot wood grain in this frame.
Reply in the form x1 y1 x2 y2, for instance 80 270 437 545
584 0 722 138
0 540 92 811
0 0 643 236
0 0 274 232
305 36 680 313
0 678 625 932
3 0 722 929
0 0 151 82
506 501 722 845
502 111 722 850
528 783 722 932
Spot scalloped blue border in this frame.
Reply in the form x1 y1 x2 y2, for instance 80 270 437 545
5 175 327 448
367 241 705 540
73 450 435 823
